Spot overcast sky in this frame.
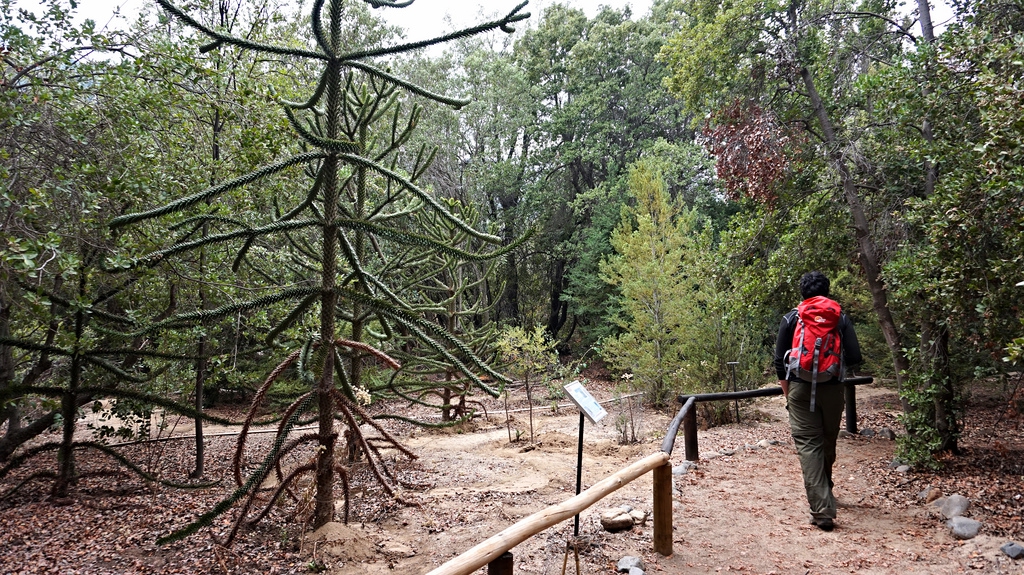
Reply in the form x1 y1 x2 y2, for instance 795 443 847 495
72 0 954 40
75 0 656 36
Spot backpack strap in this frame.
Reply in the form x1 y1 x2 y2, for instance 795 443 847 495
810 337 822 412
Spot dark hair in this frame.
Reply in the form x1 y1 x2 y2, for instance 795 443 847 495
800 271 830 299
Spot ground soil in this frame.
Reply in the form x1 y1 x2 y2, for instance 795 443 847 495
1 376 1022 574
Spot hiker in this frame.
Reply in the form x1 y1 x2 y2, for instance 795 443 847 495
774 271 862 531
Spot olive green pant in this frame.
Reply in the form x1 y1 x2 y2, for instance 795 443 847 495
787 380 845 521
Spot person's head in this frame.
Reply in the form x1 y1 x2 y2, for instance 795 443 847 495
799 271 830 299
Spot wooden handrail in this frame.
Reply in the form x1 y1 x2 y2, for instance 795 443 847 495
422 452 670 575
675 377 873 404
661 396 695 454
677 377 874 460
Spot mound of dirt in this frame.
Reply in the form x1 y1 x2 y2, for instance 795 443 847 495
304 522 375 562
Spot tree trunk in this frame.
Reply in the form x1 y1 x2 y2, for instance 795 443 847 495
922 319 959 452
54 272 87 498
546 258 569 341
499 250 521 324
0 294 19 436
312 2 345 528
917 0 957 453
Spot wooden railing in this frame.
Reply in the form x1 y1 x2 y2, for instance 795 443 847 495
676 376 873 461
423 378 872 575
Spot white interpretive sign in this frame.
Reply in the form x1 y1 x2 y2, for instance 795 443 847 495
563 380 607 424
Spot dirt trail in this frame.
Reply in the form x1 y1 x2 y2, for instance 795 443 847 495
2 385 1019 574
335 386 1017 575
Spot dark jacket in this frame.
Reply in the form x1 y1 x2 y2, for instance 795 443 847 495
773 305 863 381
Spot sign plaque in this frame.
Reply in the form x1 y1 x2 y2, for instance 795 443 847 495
563 380 607 424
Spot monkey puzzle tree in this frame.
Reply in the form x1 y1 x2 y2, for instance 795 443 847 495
385 197 507 424
110 0 529 543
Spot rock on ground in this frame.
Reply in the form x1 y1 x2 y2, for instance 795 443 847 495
948 517 982 540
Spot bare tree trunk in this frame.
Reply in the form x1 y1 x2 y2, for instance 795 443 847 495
54 271 87 498
500 250 521 324
0 293 19 436
546 258 569 342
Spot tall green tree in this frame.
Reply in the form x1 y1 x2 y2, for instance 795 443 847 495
113 0 529 542
599 162 692 406
659 0 916 392
516 5 692 346
878 0 1024 458
0 0 227 494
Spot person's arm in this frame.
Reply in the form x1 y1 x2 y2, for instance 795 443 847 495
840 314 863 369
774 312 795 395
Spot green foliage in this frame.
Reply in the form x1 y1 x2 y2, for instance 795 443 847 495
114 0 531 540
600 160 768 412
1006 320 1024 365
896 384 946 470
599 162 690 406
496 325 560 380
871 0 1024 457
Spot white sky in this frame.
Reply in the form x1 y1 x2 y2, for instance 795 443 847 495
72 0 955 39
74 0 656 36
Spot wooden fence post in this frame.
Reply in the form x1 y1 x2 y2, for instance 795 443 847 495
487 551 513 575
683 407 698 462
845 382 857 434
653 462 673 556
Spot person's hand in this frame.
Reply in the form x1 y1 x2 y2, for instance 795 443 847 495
779 379 789 397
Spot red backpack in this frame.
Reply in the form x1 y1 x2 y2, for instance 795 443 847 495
784 296 843 408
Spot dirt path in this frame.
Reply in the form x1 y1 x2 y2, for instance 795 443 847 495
339 386 1018 574
2 385 1020 574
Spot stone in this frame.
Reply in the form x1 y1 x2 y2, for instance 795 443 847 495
940 494 971 518
757 439 773 449
719 448 736 456
838 430 854 438
895 465 911 473
628 568 645 575
628 508 648 526
878 427 897 440
617 556 645 573
860 428 876 438
888 458 907 469
918 486 943 504
948 517 982 540
601 509 635 533
673 461 697 475
1000 542 1024 560
704 452 723 460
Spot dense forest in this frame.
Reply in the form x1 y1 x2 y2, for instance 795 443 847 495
2 0 1022 545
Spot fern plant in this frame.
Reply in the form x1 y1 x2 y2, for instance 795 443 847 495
110 0 530 544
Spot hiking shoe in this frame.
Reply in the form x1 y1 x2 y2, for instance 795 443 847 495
811 517 834 531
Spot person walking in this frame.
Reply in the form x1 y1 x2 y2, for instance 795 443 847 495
774 271 862 531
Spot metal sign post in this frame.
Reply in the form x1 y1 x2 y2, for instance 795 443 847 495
563 381 607 537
